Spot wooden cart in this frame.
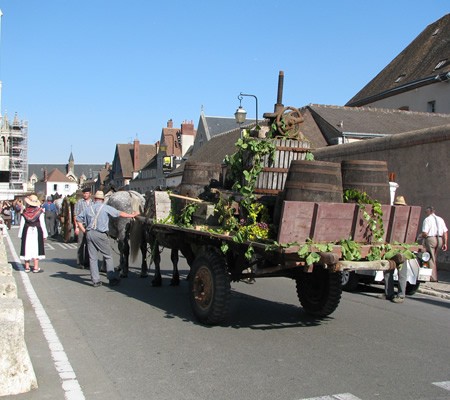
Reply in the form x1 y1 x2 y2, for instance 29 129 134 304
138 199 421 325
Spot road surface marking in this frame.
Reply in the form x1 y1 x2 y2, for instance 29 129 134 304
299 393 362 400
5 232 85 400
433 381 450 391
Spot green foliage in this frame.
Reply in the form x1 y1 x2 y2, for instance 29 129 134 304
340 238 362 261
305 151 315 161
224 129 276 212
175 203 198 227
343 188 384 243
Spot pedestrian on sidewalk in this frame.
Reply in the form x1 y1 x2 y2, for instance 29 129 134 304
18 194 48 273
379 195 408 303
76 190 139 287
421 206 448 282
1 201 12 230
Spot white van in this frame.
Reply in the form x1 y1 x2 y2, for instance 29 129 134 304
341 252 432 295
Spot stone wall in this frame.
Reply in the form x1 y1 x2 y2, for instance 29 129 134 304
0 236 37 395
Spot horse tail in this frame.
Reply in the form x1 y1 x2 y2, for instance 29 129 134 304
129 220 143 262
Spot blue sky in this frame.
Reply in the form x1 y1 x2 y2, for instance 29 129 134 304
0 1 448 164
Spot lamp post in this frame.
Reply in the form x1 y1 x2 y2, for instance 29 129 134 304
235 92 258 127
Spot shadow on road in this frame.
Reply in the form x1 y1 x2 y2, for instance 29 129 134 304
45 261 329 330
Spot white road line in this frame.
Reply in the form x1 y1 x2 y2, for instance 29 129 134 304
5 231 85 400
299 393 362 400
55 242 77 250
433 381 450 391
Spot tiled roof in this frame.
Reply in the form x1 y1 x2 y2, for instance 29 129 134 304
46 168 73 182
116 143 156 178
347 14 450 106
307 104 450 144
29 164 105 180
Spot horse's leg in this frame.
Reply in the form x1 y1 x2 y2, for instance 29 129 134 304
151 241 162 287
170 248 180 286
119 239 130 278
179 244 195 280
139 237 148 278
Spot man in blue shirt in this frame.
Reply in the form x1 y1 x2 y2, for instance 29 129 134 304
42 196 58 238
76 190 139 287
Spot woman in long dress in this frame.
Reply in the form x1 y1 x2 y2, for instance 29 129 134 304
18 194 48 273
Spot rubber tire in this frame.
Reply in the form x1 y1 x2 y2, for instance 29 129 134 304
406 281 420 295
296 267 342 317
189 252 231 325
341 271 360 292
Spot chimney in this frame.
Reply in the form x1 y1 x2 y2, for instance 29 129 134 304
181 120 194 136
167 119 173 128
133 138 140 171
43 168 48 182
180 120 196 157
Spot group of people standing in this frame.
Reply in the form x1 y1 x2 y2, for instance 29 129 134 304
73 187 139 287
16 188 138 285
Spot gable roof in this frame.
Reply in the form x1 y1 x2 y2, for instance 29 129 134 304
307 104 450 144
46 168 73 182
347 14 450 106
160 127 182 157
114 143 156 177
29 163 105 181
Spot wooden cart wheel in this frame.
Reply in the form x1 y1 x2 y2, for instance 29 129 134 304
189 251 231 325
275 106 305 139
296 266 342 317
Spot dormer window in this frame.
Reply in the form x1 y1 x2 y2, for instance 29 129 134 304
394 74 406 83
434 59 447 70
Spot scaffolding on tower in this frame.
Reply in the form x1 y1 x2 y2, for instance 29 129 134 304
8 113 28 191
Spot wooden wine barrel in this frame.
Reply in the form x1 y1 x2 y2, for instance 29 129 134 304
341 160 390 204
284 160 343 202
179 161 221 198
254 138 311 195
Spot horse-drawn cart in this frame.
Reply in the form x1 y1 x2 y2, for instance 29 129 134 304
137 197 421 326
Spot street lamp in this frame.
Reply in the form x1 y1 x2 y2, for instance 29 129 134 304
234 92 258 127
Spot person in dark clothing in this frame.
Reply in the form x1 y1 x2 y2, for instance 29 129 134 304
42 196 58 237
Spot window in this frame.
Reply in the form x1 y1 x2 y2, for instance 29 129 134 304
434 59 447 70
53 184 57 191
65 184 69 190
427 101 436 113
394 74 406 83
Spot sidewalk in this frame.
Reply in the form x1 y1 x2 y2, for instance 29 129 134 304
416 269 450 300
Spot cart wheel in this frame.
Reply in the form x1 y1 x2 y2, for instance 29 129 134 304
405 281 420 295
296 267 342 317
189 252 231 325
341 271 360 292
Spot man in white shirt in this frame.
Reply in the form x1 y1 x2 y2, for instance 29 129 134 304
421 206 448 282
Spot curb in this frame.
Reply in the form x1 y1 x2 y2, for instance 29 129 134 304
416 286 450 300
0 236 38 396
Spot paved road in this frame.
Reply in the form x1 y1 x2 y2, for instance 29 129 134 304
3 227 450 400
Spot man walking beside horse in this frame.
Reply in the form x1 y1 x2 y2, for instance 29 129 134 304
76 190 140 287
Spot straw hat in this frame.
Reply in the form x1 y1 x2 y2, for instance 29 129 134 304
94 190 105 200
394 195 407 206
25 194 41 207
